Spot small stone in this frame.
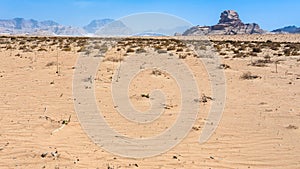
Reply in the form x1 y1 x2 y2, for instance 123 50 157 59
41 152 48 158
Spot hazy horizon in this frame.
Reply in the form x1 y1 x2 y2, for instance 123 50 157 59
0 0 299 31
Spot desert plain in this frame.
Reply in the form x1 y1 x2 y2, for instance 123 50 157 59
0 34 299 169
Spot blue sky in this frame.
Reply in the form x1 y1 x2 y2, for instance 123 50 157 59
0 0 299 30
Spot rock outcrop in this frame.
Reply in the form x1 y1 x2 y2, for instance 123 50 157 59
183 10 265 35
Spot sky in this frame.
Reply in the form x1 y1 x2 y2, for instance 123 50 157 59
0 0 299 31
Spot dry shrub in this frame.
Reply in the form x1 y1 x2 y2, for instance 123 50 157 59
23 48 33 52
252 47 262 53
62 47 72 51
105 55 124 62
154 45 163 50
271 46 279 51
136 47 146 53
77 46 87 52
167 45 176 51
251 60 268 67
286 124 298 129
126 48 135 53
19 45 26 50
197 45 206 50
218 64 230 69
31 44 38 49
213 44 222 51
141 93 150 98
233 49 239 54
151 69 162 76
99 45 108 53
46 61 56 67
283 49 291 56
249 52 258 56
194 94 213 103
219 52 227 56
179 53 187 59
176 48 183 52
233 53 246 58
269 43 281 51
37 48 47 52
19 41 26 45
240 72 261 80
157 49 167 54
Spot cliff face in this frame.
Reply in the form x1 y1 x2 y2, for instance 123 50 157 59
183 10 265 36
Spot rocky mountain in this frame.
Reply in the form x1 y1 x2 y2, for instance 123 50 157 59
0 18 131 36
271 26 300 34
95 20 133 36
183 10 266 35
83 19 114 33
0 18 85 36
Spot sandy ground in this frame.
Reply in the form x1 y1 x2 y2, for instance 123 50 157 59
0 35 299 169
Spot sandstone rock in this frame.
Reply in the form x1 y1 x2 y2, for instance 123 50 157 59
183 10 266 35
218 10 242 25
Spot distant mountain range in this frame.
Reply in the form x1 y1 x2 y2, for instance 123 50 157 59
83 19 114 34
271 26 300 34
0 18 130 36
0 18 86 36
0 14 299 36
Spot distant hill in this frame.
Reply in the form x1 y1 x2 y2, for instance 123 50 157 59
182 10 266 35
94 20 133 36
132 32 166 36
0 18 85 36
83 19 114 33
0 18 137 36
271 26 300 34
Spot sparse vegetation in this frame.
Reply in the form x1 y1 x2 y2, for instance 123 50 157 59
157 49 167 54
199 45 207 50
176 48 183 52
126 48 135 53
46 61 56 67
179 53 187 59
240 72 261 80
136 47 146 53
37 48 47 52
167 45 176 51
219 64 230 69
141 93 150 98
151 69 162 76
252 47 262 53
62 46 72 51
